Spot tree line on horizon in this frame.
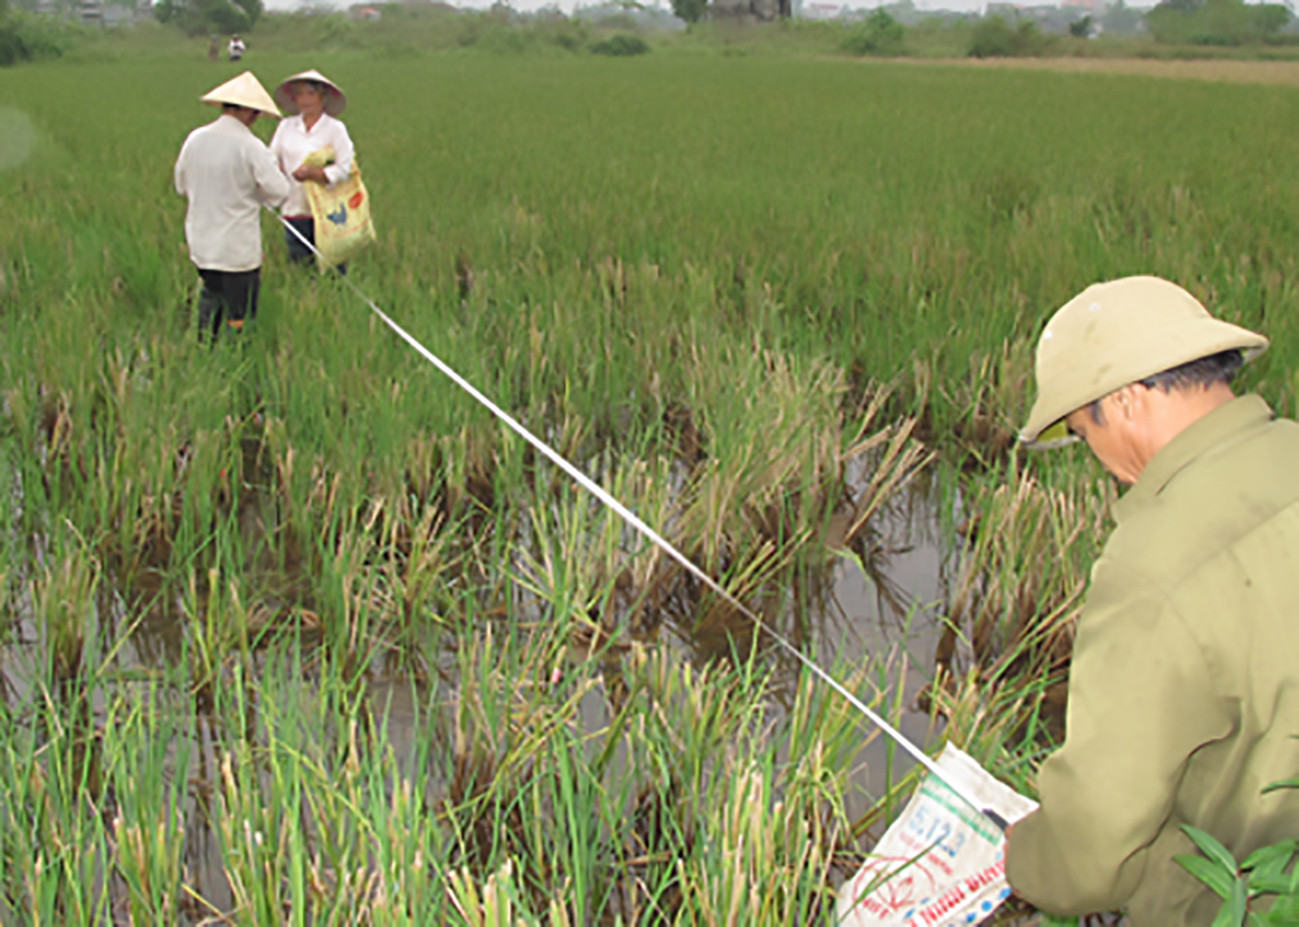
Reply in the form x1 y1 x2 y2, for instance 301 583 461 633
0 0 1296 68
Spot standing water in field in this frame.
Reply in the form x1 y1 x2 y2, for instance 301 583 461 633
0 455 966 918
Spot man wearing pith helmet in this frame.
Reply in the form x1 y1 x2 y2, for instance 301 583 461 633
1005 275 1299 923
174 71 290 342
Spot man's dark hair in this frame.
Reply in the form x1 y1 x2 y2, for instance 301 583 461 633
1086 349 1244 425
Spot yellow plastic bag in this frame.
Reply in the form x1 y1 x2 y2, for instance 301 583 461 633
302 146 376 269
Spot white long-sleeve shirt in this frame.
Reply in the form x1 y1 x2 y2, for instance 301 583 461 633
174 114 290 272
268 112 355 218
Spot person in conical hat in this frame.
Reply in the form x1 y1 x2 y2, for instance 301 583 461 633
1004 276 1299 924
197 70 281 118
268 68 357 272
174 71 289 341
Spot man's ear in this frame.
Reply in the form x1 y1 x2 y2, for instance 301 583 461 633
1112 383 1148 422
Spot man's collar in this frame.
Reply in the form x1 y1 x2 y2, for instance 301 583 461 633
1113 393 1273 523
217 112 253 133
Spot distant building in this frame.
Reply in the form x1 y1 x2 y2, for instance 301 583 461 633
573 1 688 29
711 0 781 21
34 0 142 27
348 0 457 16
800 2 842 18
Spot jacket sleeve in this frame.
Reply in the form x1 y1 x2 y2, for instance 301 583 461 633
268 122 287 174
251 140 291 209
1004 558 1234 915
174 138 189 196
321 120 355 187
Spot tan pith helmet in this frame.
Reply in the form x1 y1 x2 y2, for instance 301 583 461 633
1020 275 1268 449
274 69 347 117
199 71 282 118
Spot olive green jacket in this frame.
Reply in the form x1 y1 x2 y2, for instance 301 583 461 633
1005 395 1299 924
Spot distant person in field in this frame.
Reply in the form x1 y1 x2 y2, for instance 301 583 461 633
1006 276 1299 924
174 71 289 342
228 34 245 61
207 33 219 62
269 68 355 272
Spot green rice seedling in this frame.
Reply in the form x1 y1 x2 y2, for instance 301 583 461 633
262 667 373 924
556 638 883 923
580 645 693 919
446 859 529 926
945 469 1109 676
782 666 872 829
345 700 452 925
441 618 590 871
925 642 1059 777
103 685 191 925
857 644 933 839
194 651 354 922
512 726 612 922
624 640 768 814
214 740 297 924
674 762 834 925
837 385 935 551
208 660 322 925
361 498 462 673
0 744 108 924
512 486 620 648
597 457 684 640
311 514 384 687
178 557 258 716
917 468 1112 792
675 344 846 569
29 524 101 694
162 413 254 584
0 677 117 924
632 645 880 924
0 452 14 665
936 339 1033 472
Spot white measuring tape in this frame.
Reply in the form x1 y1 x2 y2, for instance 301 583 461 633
273 214 1008 830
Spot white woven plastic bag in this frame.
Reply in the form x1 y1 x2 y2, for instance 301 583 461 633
837 744 1038 927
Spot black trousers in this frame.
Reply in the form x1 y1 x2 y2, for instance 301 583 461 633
284 216 347 275
197 267 260 342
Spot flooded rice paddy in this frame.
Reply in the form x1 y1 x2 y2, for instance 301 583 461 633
6 44 1289 922
1 436 974 921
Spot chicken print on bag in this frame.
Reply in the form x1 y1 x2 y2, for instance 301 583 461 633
326 191 364 225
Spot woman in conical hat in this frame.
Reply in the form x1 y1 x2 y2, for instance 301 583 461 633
268 69 357 272
175 71 289 342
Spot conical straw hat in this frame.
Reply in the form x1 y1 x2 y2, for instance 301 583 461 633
274 69 347 117
200 71 282 118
